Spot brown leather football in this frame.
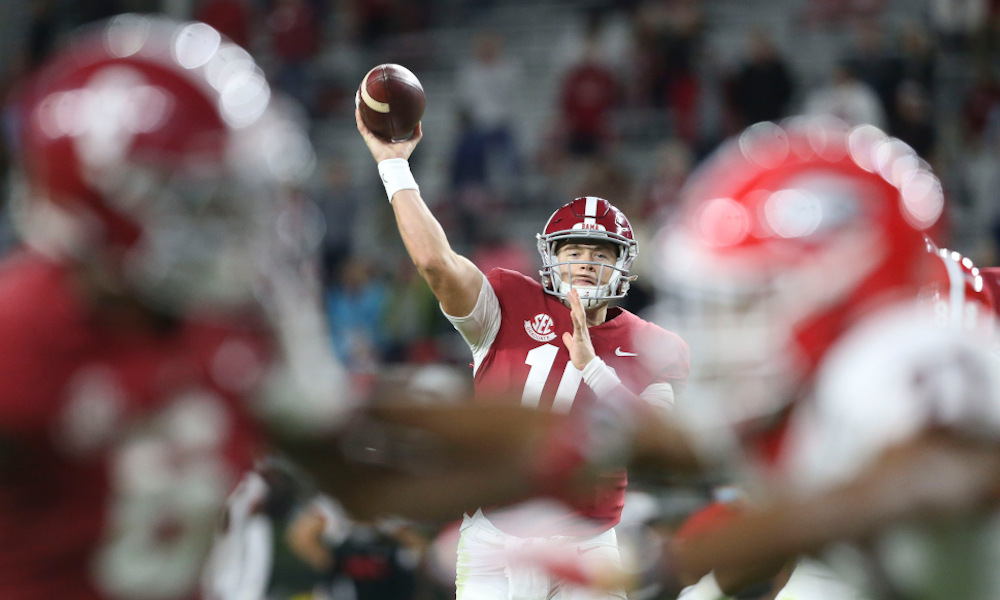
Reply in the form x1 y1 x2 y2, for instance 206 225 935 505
357 64 425 142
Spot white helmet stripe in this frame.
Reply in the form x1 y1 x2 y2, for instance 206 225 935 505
942 250 967 329
584 196 598 227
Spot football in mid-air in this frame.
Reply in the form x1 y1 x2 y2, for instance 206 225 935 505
356 64 425 142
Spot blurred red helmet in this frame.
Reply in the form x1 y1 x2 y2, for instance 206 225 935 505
921 238 996 337
12 14 314 312
537 196 638 309
654 118 943 428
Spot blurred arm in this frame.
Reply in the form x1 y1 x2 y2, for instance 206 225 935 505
672 428 1000 595
271 402 563 522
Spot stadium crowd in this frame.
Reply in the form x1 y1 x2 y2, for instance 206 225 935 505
2 0 1000 371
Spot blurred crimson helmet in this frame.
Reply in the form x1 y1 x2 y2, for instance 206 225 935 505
537 196 638 309
653 117 943 430
12 14 314 313
921 238 996 337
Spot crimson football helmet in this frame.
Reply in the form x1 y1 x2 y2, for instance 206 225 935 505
653 118 943 431
537 196 638 309
12 14 315 313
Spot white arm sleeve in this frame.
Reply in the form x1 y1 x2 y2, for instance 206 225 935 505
639 382 675 415
443 276 501 375
581 361 674 415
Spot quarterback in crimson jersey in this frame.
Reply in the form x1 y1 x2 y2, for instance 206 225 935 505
2 13 654 600
357 107 688 599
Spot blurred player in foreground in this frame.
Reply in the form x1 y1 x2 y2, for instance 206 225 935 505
647 117 1000 600
356 101 691 598
0 14 611 600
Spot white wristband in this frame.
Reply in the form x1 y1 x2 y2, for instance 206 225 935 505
377 158 419 203
581 356 623 397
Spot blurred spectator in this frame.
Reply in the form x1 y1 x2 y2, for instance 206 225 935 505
842 20 908 126
24 0 61 68
469 228 534 278
930 0 990 49
349 0 397 47
889 80 937 159
572 152 633 208
73 0 127 26
801 60 887 128
324 520 421 600
960 65 1000 144
18 0 127 71
951 94 1000 262
897 21 937 93
195 0 255 49
447 109 496 246
380 258 450 365
725 28 795 131
448 110 489 194
632 0 706 141
325 256 388 372
310 155 362 280
346 0 431 50
799 0 887 28
557 40 623 159
452 30 524 200
552 7 635 76
264 0 323 112
633 136 694 222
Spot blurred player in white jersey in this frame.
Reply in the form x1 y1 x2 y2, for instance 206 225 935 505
645 117 1000 600
356 106 690 599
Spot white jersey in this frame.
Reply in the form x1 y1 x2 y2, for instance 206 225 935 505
782 304 1000 599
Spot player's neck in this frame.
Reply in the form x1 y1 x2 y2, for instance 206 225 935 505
585 304 608 327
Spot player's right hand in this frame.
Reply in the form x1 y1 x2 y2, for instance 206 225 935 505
562 289 597 371
355 107 422 163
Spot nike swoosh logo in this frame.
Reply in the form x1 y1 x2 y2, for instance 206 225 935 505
615 347 638 357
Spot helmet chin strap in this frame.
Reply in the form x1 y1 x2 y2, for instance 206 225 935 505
557 282 611 310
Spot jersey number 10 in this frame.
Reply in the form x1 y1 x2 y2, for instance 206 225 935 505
521 344 618 414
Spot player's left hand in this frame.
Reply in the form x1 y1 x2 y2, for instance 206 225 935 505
563 289 597 371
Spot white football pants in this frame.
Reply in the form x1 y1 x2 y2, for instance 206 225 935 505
455 508 626 600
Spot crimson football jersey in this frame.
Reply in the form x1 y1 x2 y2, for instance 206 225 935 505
0 251 270 600
452 268 689 534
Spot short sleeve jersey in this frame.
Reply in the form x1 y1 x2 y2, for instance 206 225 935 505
0 251 271 600
447 268 689 533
